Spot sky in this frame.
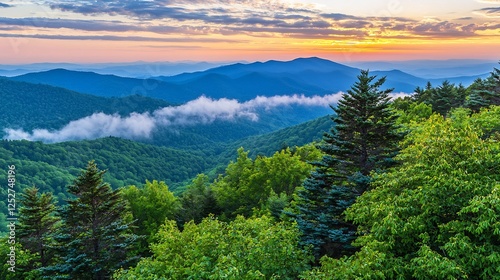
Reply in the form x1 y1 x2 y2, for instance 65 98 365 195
0 0 498 63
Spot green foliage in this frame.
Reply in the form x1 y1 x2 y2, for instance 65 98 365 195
393 101 433 126
0 239 41 280
213 148 270 219
226 115 332 158
0 137 212 189
294 70 402 259
115 215 313 280
177 174 221 226
17 187 60 276
470 105 500 138
213 147 314 219
121 180 180 255
308 108 500 279
48 161 139 280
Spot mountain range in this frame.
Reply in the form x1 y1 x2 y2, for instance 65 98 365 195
8 57 489 104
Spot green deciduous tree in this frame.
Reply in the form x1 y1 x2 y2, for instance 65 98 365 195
0 239 40 280
294 70 402 259
115 215 313 280
306 108 500 279
213 147 314 219
393 101 433 126
48 161 139 280
213 147 267 219
122 180 180 254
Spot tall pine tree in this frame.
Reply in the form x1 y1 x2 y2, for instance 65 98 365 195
17 187 60 277
48 161 139 280
295 70 402 259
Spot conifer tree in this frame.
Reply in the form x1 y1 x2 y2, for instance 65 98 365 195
295 70 402 259
17 187 60 276
48 161 139 280
429 81 466 116
465 64 500 111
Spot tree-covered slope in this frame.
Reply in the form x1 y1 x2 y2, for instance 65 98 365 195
0 137 214 191
225 114 333 158
0 110 335 207
0 78 173 132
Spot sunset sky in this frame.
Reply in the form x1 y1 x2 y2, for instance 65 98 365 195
0 0 498 63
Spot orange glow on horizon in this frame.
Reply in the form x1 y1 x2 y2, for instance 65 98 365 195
1 33 499 64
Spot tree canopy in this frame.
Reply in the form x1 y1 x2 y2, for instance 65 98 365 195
305 107 500 279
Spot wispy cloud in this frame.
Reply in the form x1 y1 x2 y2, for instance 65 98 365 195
474 7 500 18
0 33 240 43
3 93 345 143
0 17 144 32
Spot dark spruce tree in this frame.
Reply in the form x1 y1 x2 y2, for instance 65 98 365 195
47 161 139 280
429 81 466 116
17 187 60 277
295 70 402 259
465 64 500 111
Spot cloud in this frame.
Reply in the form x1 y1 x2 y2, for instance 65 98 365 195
3 93 344 143
409 21 477 37
0 17 145 32
389 92 413 100
4 112 156 143
0 33 240 43
0 17 230 36
0 2 11 8
0 1 496 42
474 7 500 18
243 94 342 109
321 13 360 21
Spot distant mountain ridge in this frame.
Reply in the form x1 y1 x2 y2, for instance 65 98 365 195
0 61 225 78
9 57 488 104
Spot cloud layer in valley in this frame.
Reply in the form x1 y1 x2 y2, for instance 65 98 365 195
3 93 352 143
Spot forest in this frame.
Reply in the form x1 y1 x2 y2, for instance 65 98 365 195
0 64 499 279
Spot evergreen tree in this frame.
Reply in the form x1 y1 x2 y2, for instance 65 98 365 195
429 81 466 116
48 161 139 280
412 81 434 103
465 64 500 111
17 187 60 277
294 70 402 259
177 174 221 227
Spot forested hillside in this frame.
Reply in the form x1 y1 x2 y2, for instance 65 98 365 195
0 78 173 132
0 114 333 234
0 63 498 279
